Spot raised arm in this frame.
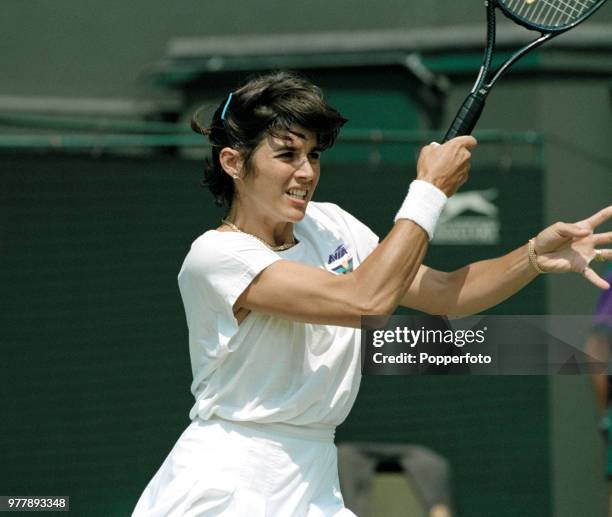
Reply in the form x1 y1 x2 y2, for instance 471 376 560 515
236 137 477 328
399 247 536 316
400 207 612 316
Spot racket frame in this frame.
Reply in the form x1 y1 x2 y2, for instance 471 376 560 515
497 0 608 34
443 0 608 141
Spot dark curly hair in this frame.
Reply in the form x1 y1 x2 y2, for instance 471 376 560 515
191 71 348 208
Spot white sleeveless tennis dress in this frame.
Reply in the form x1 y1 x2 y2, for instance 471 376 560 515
132 202 379 517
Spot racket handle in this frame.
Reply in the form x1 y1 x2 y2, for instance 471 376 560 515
443 92 486 142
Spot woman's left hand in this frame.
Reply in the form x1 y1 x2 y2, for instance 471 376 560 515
533 205 612 289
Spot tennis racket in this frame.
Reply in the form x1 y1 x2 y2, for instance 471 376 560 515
443 0 608 142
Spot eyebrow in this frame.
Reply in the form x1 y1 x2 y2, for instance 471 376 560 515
273 129 321 149
273 144 323 153
288 129 306 140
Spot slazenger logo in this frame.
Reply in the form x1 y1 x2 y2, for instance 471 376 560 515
433 189 500 245
327 244 354 274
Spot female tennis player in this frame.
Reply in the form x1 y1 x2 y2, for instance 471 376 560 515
132 71 612 516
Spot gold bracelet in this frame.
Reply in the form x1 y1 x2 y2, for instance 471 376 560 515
528 239 546 274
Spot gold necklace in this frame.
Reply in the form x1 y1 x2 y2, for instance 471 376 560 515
220 218 298 251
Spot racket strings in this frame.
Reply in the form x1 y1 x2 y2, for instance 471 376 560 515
508 0 586 21
502 0 597 28
536 0 589 25
518 0 587 26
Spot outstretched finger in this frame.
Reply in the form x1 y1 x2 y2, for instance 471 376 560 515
583 267 611 290
583 205 612 229
592 249 612 262
593 232 612 246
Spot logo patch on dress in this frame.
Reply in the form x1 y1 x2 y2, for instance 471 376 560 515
327 244 354 274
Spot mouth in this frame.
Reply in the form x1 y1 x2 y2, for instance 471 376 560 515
286 188 308 202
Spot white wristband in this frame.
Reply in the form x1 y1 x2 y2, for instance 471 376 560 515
394 179 448 240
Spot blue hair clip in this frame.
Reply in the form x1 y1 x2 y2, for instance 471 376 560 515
221 92 233 121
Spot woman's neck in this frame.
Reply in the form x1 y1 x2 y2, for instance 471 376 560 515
225 206 295 248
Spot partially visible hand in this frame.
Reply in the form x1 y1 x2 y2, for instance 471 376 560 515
416 136 478 197
533 205 612 289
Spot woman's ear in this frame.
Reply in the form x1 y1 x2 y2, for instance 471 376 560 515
219 147 243 180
